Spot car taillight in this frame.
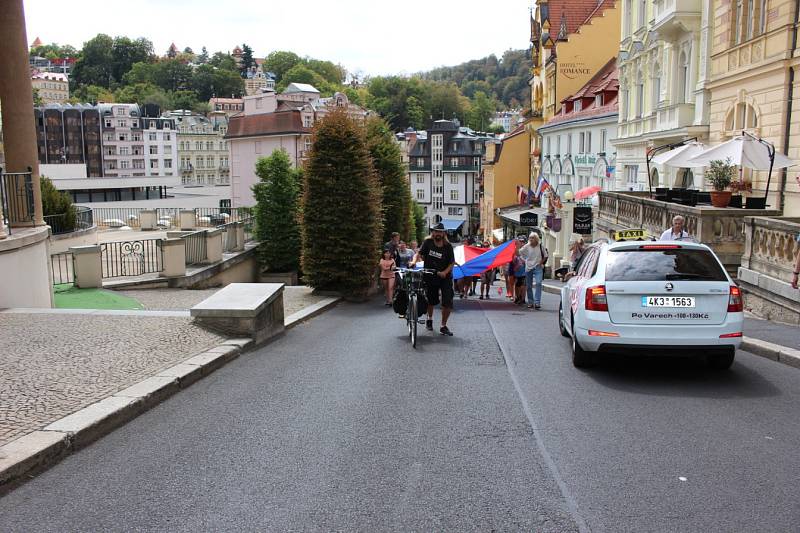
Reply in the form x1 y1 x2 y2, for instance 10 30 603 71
728 285 743 312
585 285 608 312
720 332 743 338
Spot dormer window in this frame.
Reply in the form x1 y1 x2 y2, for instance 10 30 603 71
596 94 603 107
574 100 582 112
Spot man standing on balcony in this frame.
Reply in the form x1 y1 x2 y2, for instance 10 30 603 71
660 215 691 241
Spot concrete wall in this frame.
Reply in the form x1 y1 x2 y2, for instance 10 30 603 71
0 227 53 308
48 225 98 254
230 136 301 207
188 252 257 289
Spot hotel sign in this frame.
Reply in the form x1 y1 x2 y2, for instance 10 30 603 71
560 57 591 80
574 154 597 166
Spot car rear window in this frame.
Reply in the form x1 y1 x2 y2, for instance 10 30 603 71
605 248 727 282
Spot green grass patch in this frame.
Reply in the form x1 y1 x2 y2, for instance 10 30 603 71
53 284 144 310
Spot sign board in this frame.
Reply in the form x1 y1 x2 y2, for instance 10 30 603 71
613 229 650 241
573 206 593 234
519 212 539 227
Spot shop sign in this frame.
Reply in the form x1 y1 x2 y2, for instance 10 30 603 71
573 206 593 234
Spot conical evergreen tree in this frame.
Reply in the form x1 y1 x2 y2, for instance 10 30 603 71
302 110 382 294
252 149 301 272
365 116 412 242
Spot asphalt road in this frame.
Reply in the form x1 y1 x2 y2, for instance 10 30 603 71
2 289 800 532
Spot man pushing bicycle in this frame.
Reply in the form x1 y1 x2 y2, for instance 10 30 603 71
412 222 455 336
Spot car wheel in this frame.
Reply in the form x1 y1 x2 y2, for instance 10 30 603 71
571 313 594 368
707 350 735 370
558 302 570 338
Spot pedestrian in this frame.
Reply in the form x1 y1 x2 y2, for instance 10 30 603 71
409 240 419 255
519 232 547 309
660 215 691 241
384 232 401 258
395 241 414 269
378 249 396 306
412 222 456 336
479 242 494 300
569 238 585 270
792 232 800 289
512 237 527 305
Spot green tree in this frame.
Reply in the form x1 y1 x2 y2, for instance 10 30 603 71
209 52 237 71
411 200 426 243
365 116 411 241
70 34 114 88
278 63 326 91
405 95 425 130
467 91 495 131
189 63 244 100
110 37 153 84
306 58 345 84
302 109 382 294
113 82 169 107
264 50 301 81
32 88 44 106
72 84 114 104
240 44 255 73
253 149 302 273
486 123 506 134
40 176 76 232
170 90 200 111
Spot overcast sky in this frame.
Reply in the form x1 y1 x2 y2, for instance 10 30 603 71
24 0 532 76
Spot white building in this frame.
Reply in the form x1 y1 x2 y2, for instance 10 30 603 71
538 59 619 194
141 107 178 178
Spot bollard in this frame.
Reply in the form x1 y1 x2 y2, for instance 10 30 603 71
70 245 102 288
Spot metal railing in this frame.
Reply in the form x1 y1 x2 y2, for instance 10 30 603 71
91 206 253 229
44 206 94 235
184 230 207 265
0 166 35 234
241 215 254 243
50 251 74 285
100 239 163 279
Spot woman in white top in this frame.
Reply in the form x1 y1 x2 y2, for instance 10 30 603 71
519 233 547 309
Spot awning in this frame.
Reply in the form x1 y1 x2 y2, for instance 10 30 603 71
441 219 465 231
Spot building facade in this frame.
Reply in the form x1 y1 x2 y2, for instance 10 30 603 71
209 97 244 117
34 104 103 177
140 104 178 179
613 0 712 191
707 0 800 214
171 110 230 186
538 59 619 194
408 120 486 234
31 71 69 104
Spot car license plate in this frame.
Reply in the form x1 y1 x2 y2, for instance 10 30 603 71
641 296 695 308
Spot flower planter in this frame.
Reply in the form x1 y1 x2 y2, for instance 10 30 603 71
710 190 732 208
546 214 562 232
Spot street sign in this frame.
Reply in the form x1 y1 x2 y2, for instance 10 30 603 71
573 206 593 234
519 212 538 226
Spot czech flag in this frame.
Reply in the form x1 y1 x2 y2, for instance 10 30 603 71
454 244 487 265
453 240 517 280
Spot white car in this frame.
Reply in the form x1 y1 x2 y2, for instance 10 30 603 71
558 240 743 369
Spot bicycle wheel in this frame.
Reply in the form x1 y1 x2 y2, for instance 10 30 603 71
409 293 418 348
407 292 415 338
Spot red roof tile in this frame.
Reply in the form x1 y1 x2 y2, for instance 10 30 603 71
546 58 619 126
225 110 309 139
544 0 616 37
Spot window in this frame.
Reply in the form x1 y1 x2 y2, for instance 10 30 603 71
451 158 459 166
164 133 171 141
196 157 204 168
195 141 202 150
303 115 312 127
638 0 646 27
652 67 662 110
118 134 127 141
150 159 158 169
433 197 443 210
574 99 582 112
556 135 561 155
119 147 129 155
579 132 585 153
221 157 229 167
595 94 603 107
586 132 592 153
117 120 126 127
206 156 213 167
120 160 129 169
116 107 125 116
416 175 424 184
149 121 155 129
567 134 573 155
304 138 312 152
133 160 144 169
149 146 158 155
149 132 157 141
600 129 607 153
625 165 639 187
605 249 726 282
164 159 172 169
635 72 644 118
547 137 552 155
416 189 424 200
132 133 141 141
450 190 459 201
206 141 213 151
678 52 689 104
450 175 458 184
417 158 424 166
105 119 112 128
625 0 633 36
132 120 138 128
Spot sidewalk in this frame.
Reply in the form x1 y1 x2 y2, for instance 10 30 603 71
541 279 800 367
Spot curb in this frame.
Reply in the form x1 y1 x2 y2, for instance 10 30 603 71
542 281 800 370
0 298 341 494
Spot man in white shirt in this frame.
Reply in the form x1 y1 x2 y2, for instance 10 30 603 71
519 233 547 309
660 215 691 241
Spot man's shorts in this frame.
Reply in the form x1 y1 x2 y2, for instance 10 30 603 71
424 274 454 308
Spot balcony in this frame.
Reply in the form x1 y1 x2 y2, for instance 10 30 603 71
443 164 479 172
596 191 780 273
652 0 701 38
656 103 695 132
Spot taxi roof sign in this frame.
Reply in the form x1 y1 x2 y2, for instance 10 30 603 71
613 229 650 241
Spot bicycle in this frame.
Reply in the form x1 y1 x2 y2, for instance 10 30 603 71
395 267 436 348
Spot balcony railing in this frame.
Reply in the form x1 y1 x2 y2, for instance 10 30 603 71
100 238 163 278
44 206 94 235
741 216 800 282
597 191 780 273
0 166 35 232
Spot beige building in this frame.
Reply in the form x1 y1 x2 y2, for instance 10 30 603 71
209 97 244 117
31 71 69 104
707 0 800 214
171 110 230 186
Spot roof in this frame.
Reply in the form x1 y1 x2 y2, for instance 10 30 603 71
539 0 615 38
32 72 68 82
209 97 243 104
544 58 619 127
225 110 309 139
284 83 320 94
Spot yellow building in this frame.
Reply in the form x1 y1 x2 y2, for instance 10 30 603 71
707 0 800 214
529 1 621 190
31 71 69 104
480 125 531 240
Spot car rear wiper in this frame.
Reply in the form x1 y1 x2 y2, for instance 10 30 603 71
665 273 718 280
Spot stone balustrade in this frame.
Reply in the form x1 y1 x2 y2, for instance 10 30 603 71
596 191 780 273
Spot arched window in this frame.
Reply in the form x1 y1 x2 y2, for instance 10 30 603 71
650 167 659 187
675 168 694 189
725 102 759 133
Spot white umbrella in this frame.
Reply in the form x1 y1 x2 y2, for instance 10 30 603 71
687 135 794 170
651 142 708 168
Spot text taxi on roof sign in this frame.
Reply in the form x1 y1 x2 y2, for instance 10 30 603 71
612 229 655 242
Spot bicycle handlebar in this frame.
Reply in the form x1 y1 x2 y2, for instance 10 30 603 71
394 267 439 275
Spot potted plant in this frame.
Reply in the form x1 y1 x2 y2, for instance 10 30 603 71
706 158 736 208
